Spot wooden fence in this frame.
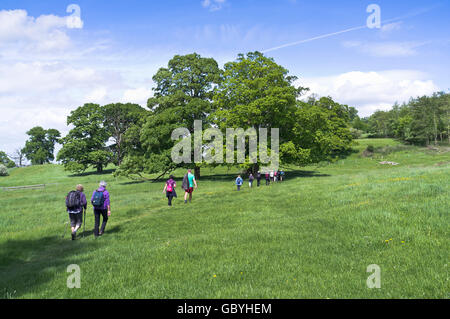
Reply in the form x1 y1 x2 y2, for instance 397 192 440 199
1 184 46 191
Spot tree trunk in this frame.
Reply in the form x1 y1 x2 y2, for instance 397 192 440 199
448 110 450 144
97 164 103 173
194 166 201 179
117 134 122 166
433 113 438 146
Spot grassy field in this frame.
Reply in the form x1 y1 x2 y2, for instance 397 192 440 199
0 139 448 299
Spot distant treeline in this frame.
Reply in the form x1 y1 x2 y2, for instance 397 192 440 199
351 92 450 145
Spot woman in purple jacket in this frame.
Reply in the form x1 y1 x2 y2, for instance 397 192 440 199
67 184 87 240
91 181 111 237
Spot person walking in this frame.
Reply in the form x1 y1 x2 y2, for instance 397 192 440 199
265 172 270 185
249 173 254 188
270 170 274 183
274 170 278 182
65 184 87 240
280 170 285 182
91 181 111 238
256 171 261 187
236 175 243 191
182 169 197 204
163 175 177 206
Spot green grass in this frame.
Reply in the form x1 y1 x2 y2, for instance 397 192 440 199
0 139 449 298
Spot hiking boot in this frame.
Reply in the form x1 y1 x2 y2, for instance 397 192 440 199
71 232 76 241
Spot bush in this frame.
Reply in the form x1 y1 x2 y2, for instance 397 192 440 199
0 164 8 176
366 145 375 153
350 128 363 139
6 160 16 168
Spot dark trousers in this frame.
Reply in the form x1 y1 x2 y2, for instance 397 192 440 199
237 185 241 191
266 179 270 185
168 195 174 206
257 179 261 187
94 209 108 236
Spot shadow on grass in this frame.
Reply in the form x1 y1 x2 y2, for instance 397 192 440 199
118 169 331 185
197 172 241 182
76 224 122 238
119 180 148 186
0 223 123 298
0 235 95 298
286 170 331 179
69 168 116 178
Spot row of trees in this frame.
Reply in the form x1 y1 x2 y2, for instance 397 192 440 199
6 52 360 177
57 103 146 172
0 127 58 168
106 52 354 178
352 92 450 145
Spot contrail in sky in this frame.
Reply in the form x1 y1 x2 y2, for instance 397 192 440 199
262 5 439 53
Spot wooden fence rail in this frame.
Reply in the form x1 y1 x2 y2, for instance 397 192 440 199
1 184 46 191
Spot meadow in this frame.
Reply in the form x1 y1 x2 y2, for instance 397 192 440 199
0 139 448 299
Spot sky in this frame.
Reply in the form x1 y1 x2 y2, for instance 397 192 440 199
0 0 449 156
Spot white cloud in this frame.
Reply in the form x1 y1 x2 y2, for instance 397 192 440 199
85 87 108 103
381 21 403 33
342 41 428 57
202 0 227 12
297 70 440 117
0 9 84 52
122 87 153 106
0 60 126 153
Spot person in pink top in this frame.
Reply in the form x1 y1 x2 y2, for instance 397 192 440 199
163 175 177 206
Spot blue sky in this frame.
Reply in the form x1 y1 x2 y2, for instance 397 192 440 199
0 0 449 155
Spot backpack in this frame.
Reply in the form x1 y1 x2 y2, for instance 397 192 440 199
167 181 173 192
92 190 105 208
66 191 81 210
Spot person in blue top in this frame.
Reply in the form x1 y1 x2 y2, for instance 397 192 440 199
279 169 285 182
235 175 243 191
91 181 111 238
182 169 197 204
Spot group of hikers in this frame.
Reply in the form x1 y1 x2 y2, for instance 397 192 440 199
65 181 111 240
65 168 285 240
235 170 285 191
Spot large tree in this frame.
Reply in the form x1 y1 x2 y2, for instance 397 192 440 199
291 97 353 163
103 103 147 166
117 53 221 179
212 52 352 173
57 103 111 173
22 127 60 165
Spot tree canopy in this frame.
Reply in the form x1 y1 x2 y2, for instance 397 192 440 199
103 103 147 165
22 127 60 165
361 92 450 145
0 151 16 168
116 53 222 179
57 103 110 173
212 52 352 172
